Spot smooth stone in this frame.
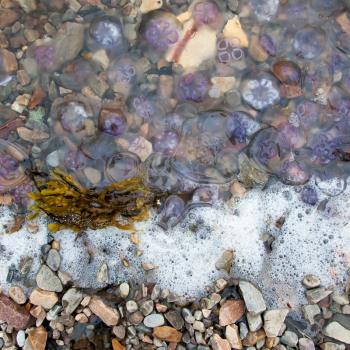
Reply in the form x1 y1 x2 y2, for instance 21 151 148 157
215 250 235 273
219 299 245 326
263 309 289 337
165 310 184 330
46 249 61 271
144 314 165 328
303 275 321 289
0 294 30 329
9 286 26 305
27 325 48 350
211 334 231 350
247 312 263 332
226 324 242 349
299 338 315 350
96 262 109 284
62 288 83 315
281 330 299 347
36 265 63 292
89 297 120 326
320 342 346 350
29 288 58 310
182 308 195 324
306 288 332 304
239 281 266 315
16 330 26 347
119 283 129 298
302 304 320 325
153 326 182 343
126 300 138 313
140 300 154 316
323 321 350 344
112 325 126 339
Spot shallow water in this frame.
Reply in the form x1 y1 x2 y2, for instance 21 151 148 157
0 0 350 326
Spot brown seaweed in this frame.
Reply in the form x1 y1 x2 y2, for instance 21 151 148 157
28 168 164 232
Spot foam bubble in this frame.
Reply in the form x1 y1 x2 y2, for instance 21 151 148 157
0 178 349 307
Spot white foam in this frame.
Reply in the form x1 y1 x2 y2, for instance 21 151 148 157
0 179 349 308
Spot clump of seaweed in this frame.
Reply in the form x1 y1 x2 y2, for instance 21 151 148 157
28 168 163 232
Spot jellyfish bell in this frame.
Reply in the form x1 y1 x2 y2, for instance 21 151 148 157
0 139 28 193
140 11 182 54
105 152 141 183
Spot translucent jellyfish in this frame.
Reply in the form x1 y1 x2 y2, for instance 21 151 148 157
60 102 88 133
141 12 181 52
108 60 136 85
192 186 218 205
302 61 332 98
89 17 125 54
0 140 28 193
308 133 341 165
259 34 277 56
64 149 87 171
56 60 95 92
158 195 185 230
33 44 55 71
249 0 280 22
278 159 310 185
272 60 301 85
294 99 321 128
225 111 261 146
98 107 127 137
300 186 318 205
249 128 280 170
173 112 239 184
192 0 221 28
178 72 210 103
144 153 184 192
153 131 180 155
310 0 343 15
105 152 140 183
241 72 280 110
293 26 326 59
216 38 244 64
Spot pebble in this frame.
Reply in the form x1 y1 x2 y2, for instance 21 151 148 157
62 288 83 315
299 338 316 350
36 265 63 292
96 262 109 284
126 300 138 313
306 288 333 304
239 281 266 315
30 288 58 310
27 325 48 350
165 310 184 330
263 309 289 337
46 249 61 271
140 300 154 316
113 325 126 340
281 330 299 347
211 333 231 350
8 286 26 305
153 326 182 343
323 321 350 344
16 330 25 347
219 299 245 326
0 294 31 329
119 283 130 298
247 312 263 332
226 324 242 349
303 275 321 289
89 297 120 327
143 314 165 328
302 304 320 325
215 249 235 273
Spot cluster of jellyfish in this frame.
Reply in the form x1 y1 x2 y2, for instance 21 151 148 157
1 0 350 228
